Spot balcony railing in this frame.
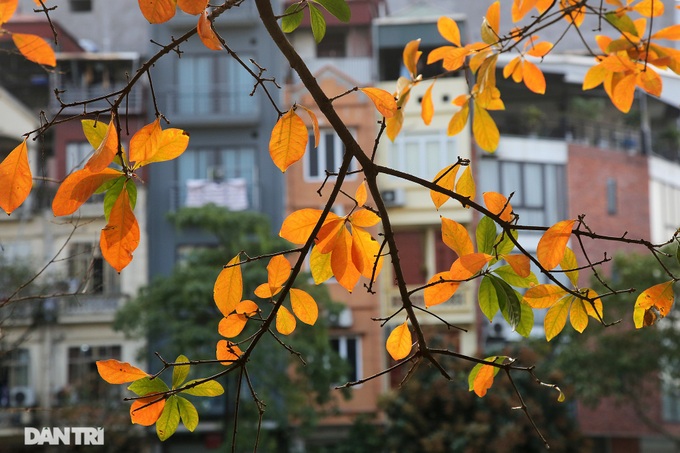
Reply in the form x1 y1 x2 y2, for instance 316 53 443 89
49 84 144 114
161 89 258 121
0 294 122 322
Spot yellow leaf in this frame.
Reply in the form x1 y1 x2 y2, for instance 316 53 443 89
100 188 140 272
290 288 318 325
522 60 546 94
279 208 333 244
386 322 412 360
583 289 604 319
0 140 32 215
524 284 569 308
129 119 161 165
438 16 461 47
0 0 18 26
569 298 589 333
52 168 122 216
441 217 474 257
583 64 608 90
96 359 148 384
355 181 367 207
505 254 530 278
545 297 570 341
351 226 383 279
130 397 165 426
473 364 495 397
276 306 297 335
177 0 207 15
85 116 118 173
12 33 56 67
360 87 397 118
218 313 247 338
235 300 259 317
402 39 422 79
637 68 662 97
455 164 475 203
560 0 585 27
298 105 320 148
652 24 680 40
483 191 513 222
424 272 460 308
485 1 501 38
633 0 664 17
81 119 109 150
633 281 675 328
472 100 500 152
386 109 404 142
421 83 435 125
503 56 521 79
269 109 308 172
526 41 553 58
450 253 492 280
216 339 242 364
611 72 637 113
331 227 361 292
447 100 469 136
310 245 333 284
316 218 345 253
560 247 579 287
536 219 575 270
267 255 291 293
138 0 177 23
214 255 242 317
349 208 380 228
430 164 459 209
197 10 222 51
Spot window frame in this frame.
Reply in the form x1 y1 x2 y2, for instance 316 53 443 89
330 335 362 383
304 129 356 182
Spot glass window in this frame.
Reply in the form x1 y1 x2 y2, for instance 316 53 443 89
330 336 360 382
68 242 120 295
69 0 92 12
305 130 355 181
317 31 347 57
67 345 121 402
388 133 458 181
65 142 92 173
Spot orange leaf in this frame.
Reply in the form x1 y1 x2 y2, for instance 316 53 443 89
526 41 553 58
214 255 242 317
133 123 189 167
316 218 345 253
235 300 259 316
511 0 536 22
129 119 161 165
637 68 662 96
279 208 329 244
485 1 500 37
483 192 513 222
583 289 604 319
218 313 248 338
503 56 521 79
269 109 308 172
438 16 461 47
472 100 500 152
85 117 118 173
450 253 492 280
570 298 589 333
290 288 318 325
52 168 122 216
505 254 530 278
441 217 474 257
522 60 546 94
254 282 275 299
633 0 664 17
276 305 297 335
216 339 242 364
100 188 140 273
355 181 368 206
332 227 361 292
197 10 222 51
349 208 380 228
0 140 32 215
610 72 637 113
455 164 475 203
652 24 680 40
447 100 469 136
130 397 165 426
386 322 412 360
0 0 18 26
633 281 675 328
424 272 460 308
267 254 291 292
96 359 148 384
536 219 575 270
360 87 397 118
402 39 422 78
421 83 435 125
430 164 459 209
298 105 320 148
523 284 568 308
177 0 207 15
583 64 608 90
12 33 56 67
473 365 495 397
138 0 176 23
351 226 382 279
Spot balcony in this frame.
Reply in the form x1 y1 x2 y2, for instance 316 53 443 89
0 294 122 325
50 84 144 115
160 88 259 125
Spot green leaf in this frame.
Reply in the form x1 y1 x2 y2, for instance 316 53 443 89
156 395 180 441
476 216 497 255
489 275 521 330
103 178 137 222
95 177 120 194
314 0 350 22
676 244 680 266
605 11 638 37
82 119 107 150
128 376 169 397
515 300 534 338
180 379 225 397
177 396 199 432
478 275 499 322
172 355 190 389
544 296 571 341
127 180 138 210
492 264 539 288
309 3 326 43
494 229 517 259
281 4 304 33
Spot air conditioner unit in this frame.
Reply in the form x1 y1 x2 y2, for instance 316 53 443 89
10 386 36 407
381 188 405 207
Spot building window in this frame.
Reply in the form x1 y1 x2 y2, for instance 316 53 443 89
305 130 356 181
392 228 458 286
68 242 120 295
68 345 121 402
69 0 92 12
330 336 360 382
176 147 256 210
65 142 91 173
0 348 31 407
317 31 347 57
388 133 459 181
173 55 256 116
